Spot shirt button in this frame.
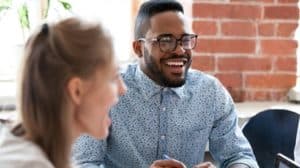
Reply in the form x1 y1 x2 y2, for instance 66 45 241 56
162 107 166 111
161 135 165 140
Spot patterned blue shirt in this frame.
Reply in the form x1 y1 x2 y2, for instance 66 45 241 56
72 64 258 168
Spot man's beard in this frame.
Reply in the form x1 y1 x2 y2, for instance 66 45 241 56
143 49 191 88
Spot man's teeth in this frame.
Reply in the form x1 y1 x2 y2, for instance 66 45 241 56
166 61 184 66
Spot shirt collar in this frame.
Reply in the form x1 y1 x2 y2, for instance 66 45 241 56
135 65 186 99
171 85 185 99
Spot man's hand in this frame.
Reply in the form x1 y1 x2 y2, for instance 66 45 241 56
193 162 216 168
150 159 187 168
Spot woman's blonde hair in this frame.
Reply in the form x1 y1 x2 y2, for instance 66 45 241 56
14 17 113 168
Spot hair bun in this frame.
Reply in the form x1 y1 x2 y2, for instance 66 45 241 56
41 23 49 35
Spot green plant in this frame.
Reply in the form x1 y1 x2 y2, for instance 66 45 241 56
0 0 11 13
0 0 72 30
43 0 72 18
18 3 30 29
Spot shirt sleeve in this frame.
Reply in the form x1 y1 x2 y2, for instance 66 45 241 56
208 79 259 168
72 134 107 168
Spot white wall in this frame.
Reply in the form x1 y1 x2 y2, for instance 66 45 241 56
68 0 133 63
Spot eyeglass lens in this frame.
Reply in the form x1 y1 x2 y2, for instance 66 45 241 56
158 34 197 52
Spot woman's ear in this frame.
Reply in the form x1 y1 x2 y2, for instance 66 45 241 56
133 40 143 58
67 77 84 105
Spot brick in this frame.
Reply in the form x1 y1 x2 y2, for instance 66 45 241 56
245 74 296 89
259 0 275 2
258 23 275 36
226 87 245 102
215 73 243 88
193 3 261 20
193 21 217 35
191 55 215 71
217 57 272 71
231 0 274 3
264 6 299 19
270 90 288 101
278 0 299 3
277 23 298 37
221 21 256 36
247 90 271 101
261 40 297 55
274 57 297 71
195 39 255 54
245 90 288 101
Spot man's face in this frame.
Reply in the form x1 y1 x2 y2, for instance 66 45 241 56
139 11 194 87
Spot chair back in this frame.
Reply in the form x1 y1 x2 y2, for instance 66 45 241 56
242 109 300 168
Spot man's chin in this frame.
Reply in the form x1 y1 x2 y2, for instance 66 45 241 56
163 78 186 87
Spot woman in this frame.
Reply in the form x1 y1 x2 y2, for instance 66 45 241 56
0 17 125 168
0 17 186 168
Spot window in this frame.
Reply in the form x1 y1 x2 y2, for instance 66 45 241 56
0 0 139 100
0 0 192 102
63 0 134 63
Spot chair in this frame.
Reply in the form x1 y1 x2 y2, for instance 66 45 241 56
242 109 300 168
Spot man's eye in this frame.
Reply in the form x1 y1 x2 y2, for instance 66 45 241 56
182 36 192 42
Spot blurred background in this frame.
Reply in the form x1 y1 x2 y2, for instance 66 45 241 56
0 0 299 115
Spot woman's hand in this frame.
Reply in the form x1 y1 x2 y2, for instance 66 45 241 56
150 159 187 168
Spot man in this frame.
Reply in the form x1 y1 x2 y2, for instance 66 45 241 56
73 1 258 168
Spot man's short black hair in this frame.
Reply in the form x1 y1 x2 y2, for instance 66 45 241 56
134 0 184 40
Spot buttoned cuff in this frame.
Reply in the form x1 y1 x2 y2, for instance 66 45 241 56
226 159 259 168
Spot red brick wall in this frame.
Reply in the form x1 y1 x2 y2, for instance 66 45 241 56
192 0 299 102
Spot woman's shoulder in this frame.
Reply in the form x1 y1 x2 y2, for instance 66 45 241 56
0 126 54 168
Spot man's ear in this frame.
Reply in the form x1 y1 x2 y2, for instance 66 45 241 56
133 40 143 58
67 77 84 105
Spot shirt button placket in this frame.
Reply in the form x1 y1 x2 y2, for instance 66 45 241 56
158 89 169 158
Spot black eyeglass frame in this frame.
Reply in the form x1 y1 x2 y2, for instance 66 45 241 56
138 33 198 53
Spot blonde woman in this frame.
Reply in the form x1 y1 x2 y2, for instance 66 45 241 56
0 17 126 168
0 17 186 168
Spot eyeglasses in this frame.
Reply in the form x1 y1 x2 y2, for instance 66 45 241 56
139 34 198 53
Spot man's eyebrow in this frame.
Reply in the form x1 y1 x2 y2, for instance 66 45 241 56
157 33 173 37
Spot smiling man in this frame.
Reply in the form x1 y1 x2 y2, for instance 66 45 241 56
72 1 259 168
136 12 195 88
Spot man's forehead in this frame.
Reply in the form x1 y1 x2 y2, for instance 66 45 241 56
149 11 186 25
147 11 192 36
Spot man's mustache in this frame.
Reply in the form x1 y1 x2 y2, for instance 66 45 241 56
161 54 190 61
